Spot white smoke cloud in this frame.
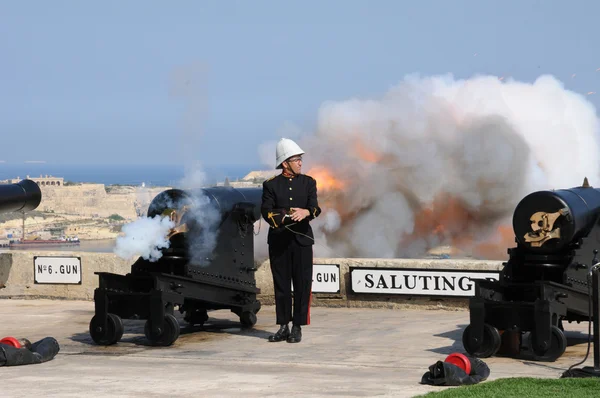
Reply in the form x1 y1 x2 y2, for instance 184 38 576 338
114 63 227 266
173 163 222 266
114 215 175 262
267 73 600 260
184 191 222 266
134 185 156 217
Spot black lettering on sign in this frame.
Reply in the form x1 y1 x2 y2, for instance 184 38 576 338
315 273 336 283
60 265 65 274
390 275 402 289
442 276 455 291
38 265 43 273
404 275 417 289
419 275 432 290
458 276 473 291
376 275 388 289
365 274 374 288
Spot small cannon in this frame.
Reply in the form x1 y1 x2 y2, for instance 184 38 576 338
463 178 600 361
90 187 263 346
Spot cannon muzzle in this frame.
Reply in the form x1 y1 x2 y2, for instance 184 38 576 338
0 179 42 214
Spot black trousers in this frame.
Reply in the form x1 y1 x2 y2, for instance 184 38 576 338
269 239 313 326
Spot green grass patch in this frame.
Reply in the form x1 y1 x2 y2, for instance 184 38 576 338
108 214 125 221
418 377 600 397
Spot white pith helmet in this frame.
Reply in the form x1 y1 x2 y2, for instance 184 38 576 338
275 138 305 169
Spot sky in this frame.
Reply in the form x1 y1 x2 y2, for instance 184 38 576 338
1 0 599 167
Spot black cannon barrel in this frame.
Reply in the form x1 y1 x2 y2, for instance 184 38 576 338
513 185 600 253
148 186 263 222
0 179 42 214
147 186 263 252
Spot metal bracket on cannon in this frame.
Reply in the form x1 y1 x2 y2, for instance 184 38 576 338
524 208 568 247
163 206 190 239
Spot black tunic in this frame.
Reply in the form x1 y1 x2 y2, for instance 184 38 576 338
261 173 322 246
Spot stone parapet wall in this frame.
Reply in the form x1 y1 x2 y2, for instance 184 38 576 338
0 251 504 310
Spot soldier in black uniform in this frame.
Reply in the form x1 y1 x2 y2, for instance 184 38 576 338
261 138 321 343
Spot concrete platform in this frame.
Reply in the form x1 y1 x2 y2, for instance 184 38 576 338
1 300 597 397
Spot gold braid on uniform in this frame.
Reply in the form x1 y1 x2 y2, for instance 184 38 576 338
267 211 280 228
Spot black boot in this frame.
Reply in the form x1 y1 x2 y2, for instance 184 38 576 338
287 325 302 343
268 324 290 342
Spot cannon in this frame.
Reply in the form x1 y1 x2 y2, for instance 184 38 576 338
463 177 600 361
0 179 42 214
89 186 263 346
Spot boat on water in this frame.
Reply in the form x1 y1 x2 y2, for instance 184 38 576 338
9 237 80 247
5 209 81 247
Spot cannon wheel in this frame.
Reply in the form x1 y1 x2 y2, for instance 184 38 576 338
528 325 567 361
144 313 180 346
462 323 502 358
240 311 257 328
89 313 124 345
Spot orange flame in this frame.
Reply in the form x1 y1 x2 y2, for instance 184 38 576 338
306 167 345 192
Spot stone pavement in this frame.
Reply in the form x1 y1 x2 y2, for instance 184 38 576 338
0 299 595 397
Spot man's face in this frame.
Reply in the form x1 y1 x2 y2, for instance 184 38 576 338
284 155 303 174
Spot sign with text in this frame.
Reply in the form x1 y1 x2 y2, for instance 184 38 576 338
34 256 82 285
350 267 499 297
292 264 340 294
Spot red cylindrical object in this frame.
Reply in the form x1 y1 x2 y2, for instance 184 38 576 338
0 337 22 349
444 353 472 374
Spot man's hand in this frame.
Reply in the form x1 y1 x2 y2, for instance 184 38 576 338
290 208 310 222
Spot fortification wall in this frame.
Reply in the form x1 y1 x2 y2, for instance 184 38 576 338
38 185 166 220
39 185 136 219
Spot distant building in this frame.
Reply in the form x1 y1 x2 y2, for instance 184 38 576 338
241 170 278 181
215 170 278 188
0 175 65 187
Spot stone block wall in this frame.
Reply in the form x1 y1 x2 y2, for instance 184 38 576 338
0 251 504 310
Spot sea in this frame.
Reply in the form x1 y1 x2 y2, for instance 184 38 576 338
0 163 262 187
0 162 264 253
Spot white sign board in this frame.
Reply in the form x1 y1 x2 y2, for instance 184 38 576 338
350 268 499 297
292 264 340 294
34 256 82 285
312 264 340 293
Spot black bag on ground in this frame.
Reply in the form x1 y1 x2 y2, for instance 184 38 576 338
420 355 490 386
0 337 60 367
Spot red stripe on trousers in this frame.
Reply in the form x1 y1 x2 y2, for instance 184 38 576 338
307 288 312 325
